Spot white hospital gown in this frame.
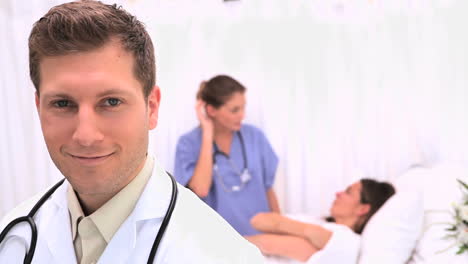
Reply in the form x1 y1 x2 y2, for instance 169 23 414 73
264 215 361 264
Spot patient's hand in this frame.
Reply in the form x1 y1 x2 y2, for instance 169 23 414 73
250 212 282 233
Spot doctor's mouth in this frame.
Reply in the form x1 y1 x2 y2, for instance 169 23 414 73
68 152 115 166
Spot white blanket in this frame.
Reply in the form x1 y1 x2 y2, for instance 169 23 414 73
263 215 361 264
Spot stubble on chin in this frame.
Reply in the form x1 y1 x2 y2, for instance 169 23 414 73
60 150 147 197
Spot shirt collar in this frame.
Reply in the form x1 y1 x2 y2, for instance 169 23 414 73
67 155 154 242
67 186 85 241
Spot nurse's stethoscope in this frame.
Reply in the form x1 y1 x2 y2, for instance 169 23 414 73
0 173 178 264
213 131 251 192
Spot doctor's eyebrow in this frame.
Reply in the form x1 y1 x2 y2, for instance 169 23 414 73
40 89 134 101
95 88 134 98
40 93 73 101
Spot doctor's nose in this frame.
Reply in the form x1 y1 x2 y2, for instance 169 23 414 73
72 107 104 147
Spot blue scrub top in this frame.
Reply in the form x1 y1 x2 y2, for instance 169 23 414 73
174 124 278 235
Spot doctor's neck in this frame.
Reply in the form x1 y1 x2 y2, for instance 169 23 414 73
77 192 117 216
72 156 148 215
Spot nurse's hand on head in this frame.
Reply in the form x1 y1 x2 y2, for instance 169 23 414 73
196 99 214 139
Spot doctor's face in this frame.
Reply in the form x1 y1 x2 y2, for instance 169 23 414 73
35 41 160 196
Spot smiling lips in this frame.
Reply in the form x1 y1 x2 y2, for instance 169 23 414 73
70 153 114 166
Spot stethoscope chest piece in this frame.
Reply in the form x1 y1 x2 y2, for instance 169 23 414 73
240 169 251 184
231 169 251 192
213 132 252 193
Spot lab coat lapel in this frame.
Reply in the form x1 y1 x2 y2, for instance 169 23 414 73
97 213 136 263
133 161 173 221
42 181 77 263
97 160 173 263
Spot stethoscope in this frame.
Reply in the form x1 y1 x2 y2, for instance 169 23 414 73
0 173 178 264
212 131 251 192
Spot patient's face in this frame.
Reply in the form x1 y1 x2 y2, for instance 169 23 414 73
330 182 363 218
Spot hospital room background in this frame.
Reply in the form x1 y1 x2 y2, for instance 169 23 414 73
1 0 467 253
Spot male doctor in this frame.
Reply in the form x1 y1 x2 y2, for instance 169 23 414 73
0 1 264 263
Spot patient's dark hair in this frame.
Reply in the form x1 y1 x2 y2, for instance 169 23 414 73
196 75 246 108
29 0 155 98
326 178 395 234
356 179 395 234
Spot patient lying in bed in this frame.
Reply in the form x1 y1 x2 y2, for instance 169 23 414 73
245 178 395 263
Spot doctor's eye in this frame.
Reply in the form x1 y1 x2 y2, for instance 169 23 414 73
103 98 122 107
52 100 71 108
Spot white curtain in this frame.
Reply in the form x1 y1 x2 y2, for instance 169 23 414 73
1 0 467 219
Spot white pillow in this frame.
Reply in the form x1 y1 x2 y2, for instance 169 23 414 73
408 162 468 264
358 167 426 264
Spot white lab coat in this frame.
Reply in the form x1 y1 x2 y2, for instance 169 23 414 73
0 161 265 263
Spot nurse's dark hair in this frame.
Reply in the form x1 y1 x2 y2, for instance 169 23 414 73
196 75 246 108
326 178 395 234
29 0 155 98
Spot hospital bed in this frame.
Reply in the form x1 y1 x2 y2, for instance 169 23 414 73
264 162 468 264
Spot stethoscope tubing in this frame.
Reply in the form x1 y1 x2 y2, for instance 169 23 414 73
0 178 65 264
212 131 248 170
0 175 178 264
147 174 178 264
0 216 37 264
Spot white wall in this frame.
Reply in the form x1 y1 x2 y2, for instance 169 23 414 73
1 0 467 218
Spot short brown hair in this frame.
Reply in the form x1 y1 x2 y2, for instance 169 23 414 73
29 0 155 98
196 75 246 108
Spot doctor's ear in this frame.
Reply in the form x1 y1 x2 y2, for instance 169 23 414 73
35 92 40 112
148 86 161 129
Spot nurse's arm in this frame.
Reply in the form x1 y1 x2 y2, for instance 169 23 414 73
245 233 318 262
266 188 281 213
187 130 214 198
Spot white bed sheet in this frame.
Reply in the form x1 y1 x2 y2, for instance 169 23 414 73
263 214 360 264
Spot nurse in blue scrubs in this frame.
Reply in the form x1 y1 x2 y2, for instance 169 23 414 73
174 75 280 236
